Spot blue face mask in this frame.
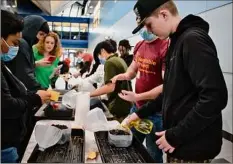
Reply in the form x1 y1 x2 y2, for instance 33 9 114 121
76 57 83 63
139 28 157 42
1 39 19 62
99 57 106 65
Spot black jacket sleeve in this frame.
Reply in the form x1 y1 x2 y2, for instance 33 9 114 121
165 30 228 147
136 94 163 118
1 72 42 119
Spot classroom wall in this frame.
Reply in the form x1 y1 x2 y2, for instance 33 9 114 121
88 1 233 134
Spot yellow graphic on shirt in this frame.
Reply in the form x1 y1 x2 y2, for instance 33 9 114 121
135 55 157 75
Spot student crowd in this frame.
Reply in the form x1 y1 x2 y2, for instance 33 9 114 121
1 0 228 163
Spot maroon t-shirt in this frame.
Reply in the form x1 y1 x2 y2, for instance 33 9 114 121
134 39 168 108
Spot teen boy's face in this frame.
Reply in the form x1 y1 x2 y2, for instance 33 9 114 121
144 10 171 40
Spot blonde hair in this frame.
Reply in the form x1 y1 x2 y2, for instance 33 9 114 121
153 0 179 16
36 32 62 57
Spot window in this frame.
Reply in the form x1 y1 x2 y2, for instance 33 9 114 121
48 22 53 30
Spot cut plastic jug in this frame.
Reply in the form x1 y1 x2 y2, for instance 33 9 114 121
108 128 133 147
35 125 63 151
84 108 120 132
47 122 72 145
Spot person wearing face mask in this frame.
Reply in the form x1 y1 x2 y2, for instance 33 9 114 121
33 32 62 89
73 50 93 78
118 39 133 67
111 28 168 162
122 0 228 163
89 39 133 122
5 15 50 92
69 39 117 90
1 10 51 163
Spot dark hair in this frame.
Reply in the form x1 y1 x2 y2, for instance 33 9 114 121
1 10 24 39
76 50 83 56
107 39 117 53
39 22 49 34
94 39 117 55
87 39 117 77
119 39 131 51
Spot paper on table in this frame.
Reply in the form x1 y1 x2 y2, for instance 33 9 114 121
47 90 60 101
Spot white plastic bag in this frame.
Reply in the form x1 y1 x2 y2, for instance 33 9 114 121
35 124 72 151
62 89 78 109
67 77 82 90
47 123 72 145
55 77 66 90
83 108 120 132
79 81 95 92
35 125 63 151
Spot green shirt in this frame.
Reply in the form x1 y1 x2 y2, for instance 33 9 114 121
104 54 133 118
33 46 60 89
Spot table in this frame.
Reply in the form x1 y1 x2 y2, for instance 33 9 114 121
34 99 114 120
21 120 102 163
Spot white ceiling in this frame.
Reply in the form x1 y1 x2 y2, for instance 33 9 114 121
31 0 79 16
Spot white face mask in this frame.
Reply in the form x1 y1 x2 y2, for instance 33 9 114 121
76 57 83 63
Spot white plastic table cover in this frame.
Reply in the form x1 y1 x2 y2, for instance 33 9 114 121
21 120 102 163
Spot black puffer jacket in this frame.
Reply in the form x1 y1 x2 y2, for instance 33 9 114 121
5 15 48 92
136 15 228 160
1 63 42 149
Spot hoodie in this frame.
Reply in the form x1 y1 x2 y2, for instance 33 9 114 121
136 15 228 160
5 15 48 92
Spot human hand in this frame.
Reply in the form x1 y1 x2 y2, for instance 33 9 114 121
36 90 51 104
121 113 139 127
35 58 51 67
118 90 139 102
155 131 175 153
73 72 81 78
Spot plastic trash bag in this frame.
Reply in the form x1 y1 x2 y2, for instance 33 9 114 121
83 108 120 132
68 77 95 92
62 89 78 109
79 81 95 92
35 124 72 151
35 125 63 151
67 77 82 90
55 77 66 90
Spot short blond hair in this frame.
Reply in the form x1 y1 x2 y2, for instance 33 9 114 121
36 32 62 57
153 0 179 16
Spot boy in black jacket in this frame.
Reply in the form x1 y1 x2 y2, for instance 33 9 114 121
1 10 51 163
121 0 228 162
5 15 49 92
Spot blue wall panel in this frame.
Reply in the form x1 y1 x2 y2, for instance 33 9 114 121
61 39 88 48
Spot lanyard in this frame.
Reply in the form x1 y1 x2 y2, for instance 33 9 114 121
4 65 28 91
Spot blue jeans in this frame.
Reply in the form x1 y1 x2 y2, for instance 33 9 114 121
131 105 163 163
1 147 19 163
